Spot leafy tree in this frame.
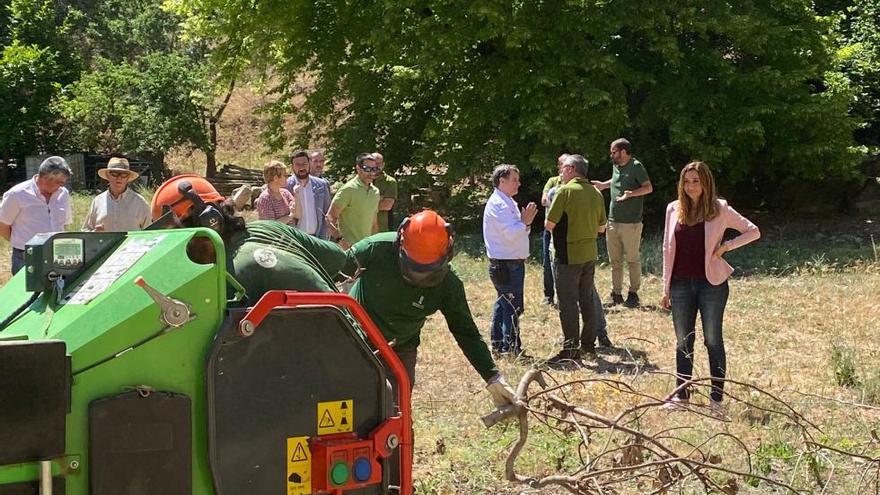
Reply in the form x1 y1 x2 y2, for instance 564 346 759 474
56 53 234 176
0 0 79 183
833 0 880 147
0 42 64 183
172 0 858 207
34 0 236 177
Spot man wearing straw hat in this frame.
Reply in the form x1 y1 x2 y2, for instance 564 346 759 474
82 156 151 232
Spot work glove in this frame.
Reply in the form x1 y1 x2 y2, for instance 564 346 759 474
486 373 521 408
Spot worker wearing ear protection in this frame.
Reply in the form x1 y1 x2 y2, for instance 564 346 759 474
344 209 520 408
150 174 350 304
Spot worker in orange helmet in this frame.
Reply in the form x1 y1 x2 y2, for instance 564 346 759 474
149 174 350 302
343 209 520 408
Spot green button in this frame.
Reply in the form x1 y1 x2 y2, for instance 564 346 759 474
330 461 349 485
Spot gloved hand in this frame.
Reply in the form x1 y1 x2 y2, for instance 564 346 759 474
486 374 521 408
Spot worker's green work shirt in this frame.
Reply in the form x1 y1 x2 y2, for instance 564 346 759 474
227 221 347 305
345 232 499 381
373 173 398 232
546 177 607 265
330 177 380 243
608 157 650 223
543 175 561 195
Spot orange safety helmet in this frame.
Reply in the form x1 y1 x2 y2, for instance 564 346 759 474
398 210 452 263
151 174 225 221
397 210 455 287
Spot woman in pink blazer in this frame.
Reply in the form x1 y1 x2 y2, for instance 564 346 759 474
661 162 760 411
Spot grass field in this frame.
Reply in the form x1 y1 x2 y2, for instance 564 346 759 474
1 193 878 493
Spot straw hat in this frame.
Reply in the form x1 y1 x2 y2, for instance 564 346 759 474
97 157 139 182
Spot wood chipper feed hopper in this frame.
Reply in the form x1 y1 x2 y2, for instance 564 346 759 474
0 228 412 495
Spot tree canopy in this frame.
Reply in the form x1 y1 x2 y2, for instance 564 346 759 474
172 0 861 205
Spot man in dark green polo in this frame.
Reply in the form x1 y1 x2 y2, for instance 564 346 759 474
545 154 607 364
591 138 652 308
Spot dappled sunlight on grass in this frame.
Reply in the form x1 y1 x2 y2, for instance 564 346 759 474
412 252 880 494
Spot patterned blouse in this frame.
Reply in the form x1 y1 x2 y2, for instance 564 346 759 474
255 188 295 225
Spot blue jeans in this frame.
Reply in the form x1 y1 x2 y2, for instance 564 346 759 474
489 260 525 354
542 230 554 301
670 278 729 402
11 248 25 275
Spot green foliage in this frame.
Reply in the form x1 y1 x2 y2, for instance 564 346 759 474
70 0 189 63
0 42 62 157
832 0 880 147
0 0 79 158
56 53 210 154
830 343 860 388
174 0 859 203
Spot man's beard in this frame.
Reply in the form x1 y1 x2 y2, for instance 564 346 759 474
295 169 309 179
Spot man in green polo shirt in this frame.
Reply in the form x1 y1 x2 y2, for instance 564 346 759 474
344 210 518 407
591 138 652 308
545 154 607 365
326 152 381 249
372 152 399 232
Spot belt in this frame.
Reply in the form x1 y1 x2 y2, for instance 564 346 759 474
489 258 525 263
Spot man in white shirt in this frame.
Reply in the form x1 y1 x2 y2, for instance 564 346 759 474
286 149 332 239
82 157 151 233
482 164 537 357
0 156 74 274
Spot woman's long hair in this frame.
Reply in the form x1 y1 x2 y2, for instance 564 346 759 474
677 161 719 224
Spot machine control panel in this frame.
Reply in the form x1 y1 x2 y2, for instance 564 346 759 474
24 232 125 293
51 238 85 268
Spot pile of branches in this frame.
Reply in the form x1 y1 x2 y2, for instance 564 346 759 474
490 369 880 494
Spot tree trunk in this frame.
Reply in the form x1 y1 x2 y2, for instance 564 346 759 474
204 79 236 179
206 120 218 178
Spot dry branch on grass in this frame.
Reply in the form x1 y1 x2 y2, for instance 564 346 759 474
490 369 880 494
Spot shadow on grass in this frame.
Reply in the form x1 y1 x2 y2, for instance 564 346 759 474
537 345 659 375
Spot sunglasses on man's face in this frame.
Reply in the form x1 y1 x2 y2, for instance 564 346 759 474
359 165 380 173
108 171 130 179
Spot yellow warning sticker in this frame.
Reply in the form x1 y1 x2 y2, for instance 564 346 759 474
317 399 354 435
286 436 311 495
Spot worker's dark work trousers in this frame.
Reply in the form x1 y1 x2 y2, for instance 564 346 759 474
542 230 554 301
554 261 599 352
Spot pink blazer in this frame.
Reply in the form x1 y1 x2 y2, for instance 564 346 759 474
662 199 760 297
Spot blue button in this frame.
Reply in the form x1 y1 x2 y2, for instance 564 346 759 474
353 457 371 481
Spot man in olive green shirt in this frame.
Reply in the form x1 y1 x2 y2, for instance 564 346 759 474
592 138 652 308
326 153 381 249
372 152 398 232
545 154 607 364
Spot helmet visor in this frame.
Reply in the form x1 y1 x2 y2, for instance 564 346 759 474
399 251 449 288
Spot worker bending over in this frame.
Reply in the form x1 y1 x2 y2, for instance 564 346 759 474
343 210 517 408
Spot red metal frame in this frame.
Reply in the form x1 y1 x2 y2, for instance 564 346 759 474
239 291 413 495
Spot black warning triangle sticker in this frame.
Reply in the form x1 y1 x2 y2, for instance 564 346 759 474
341 402 348 409
291 443 308 462
319 409 335 428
